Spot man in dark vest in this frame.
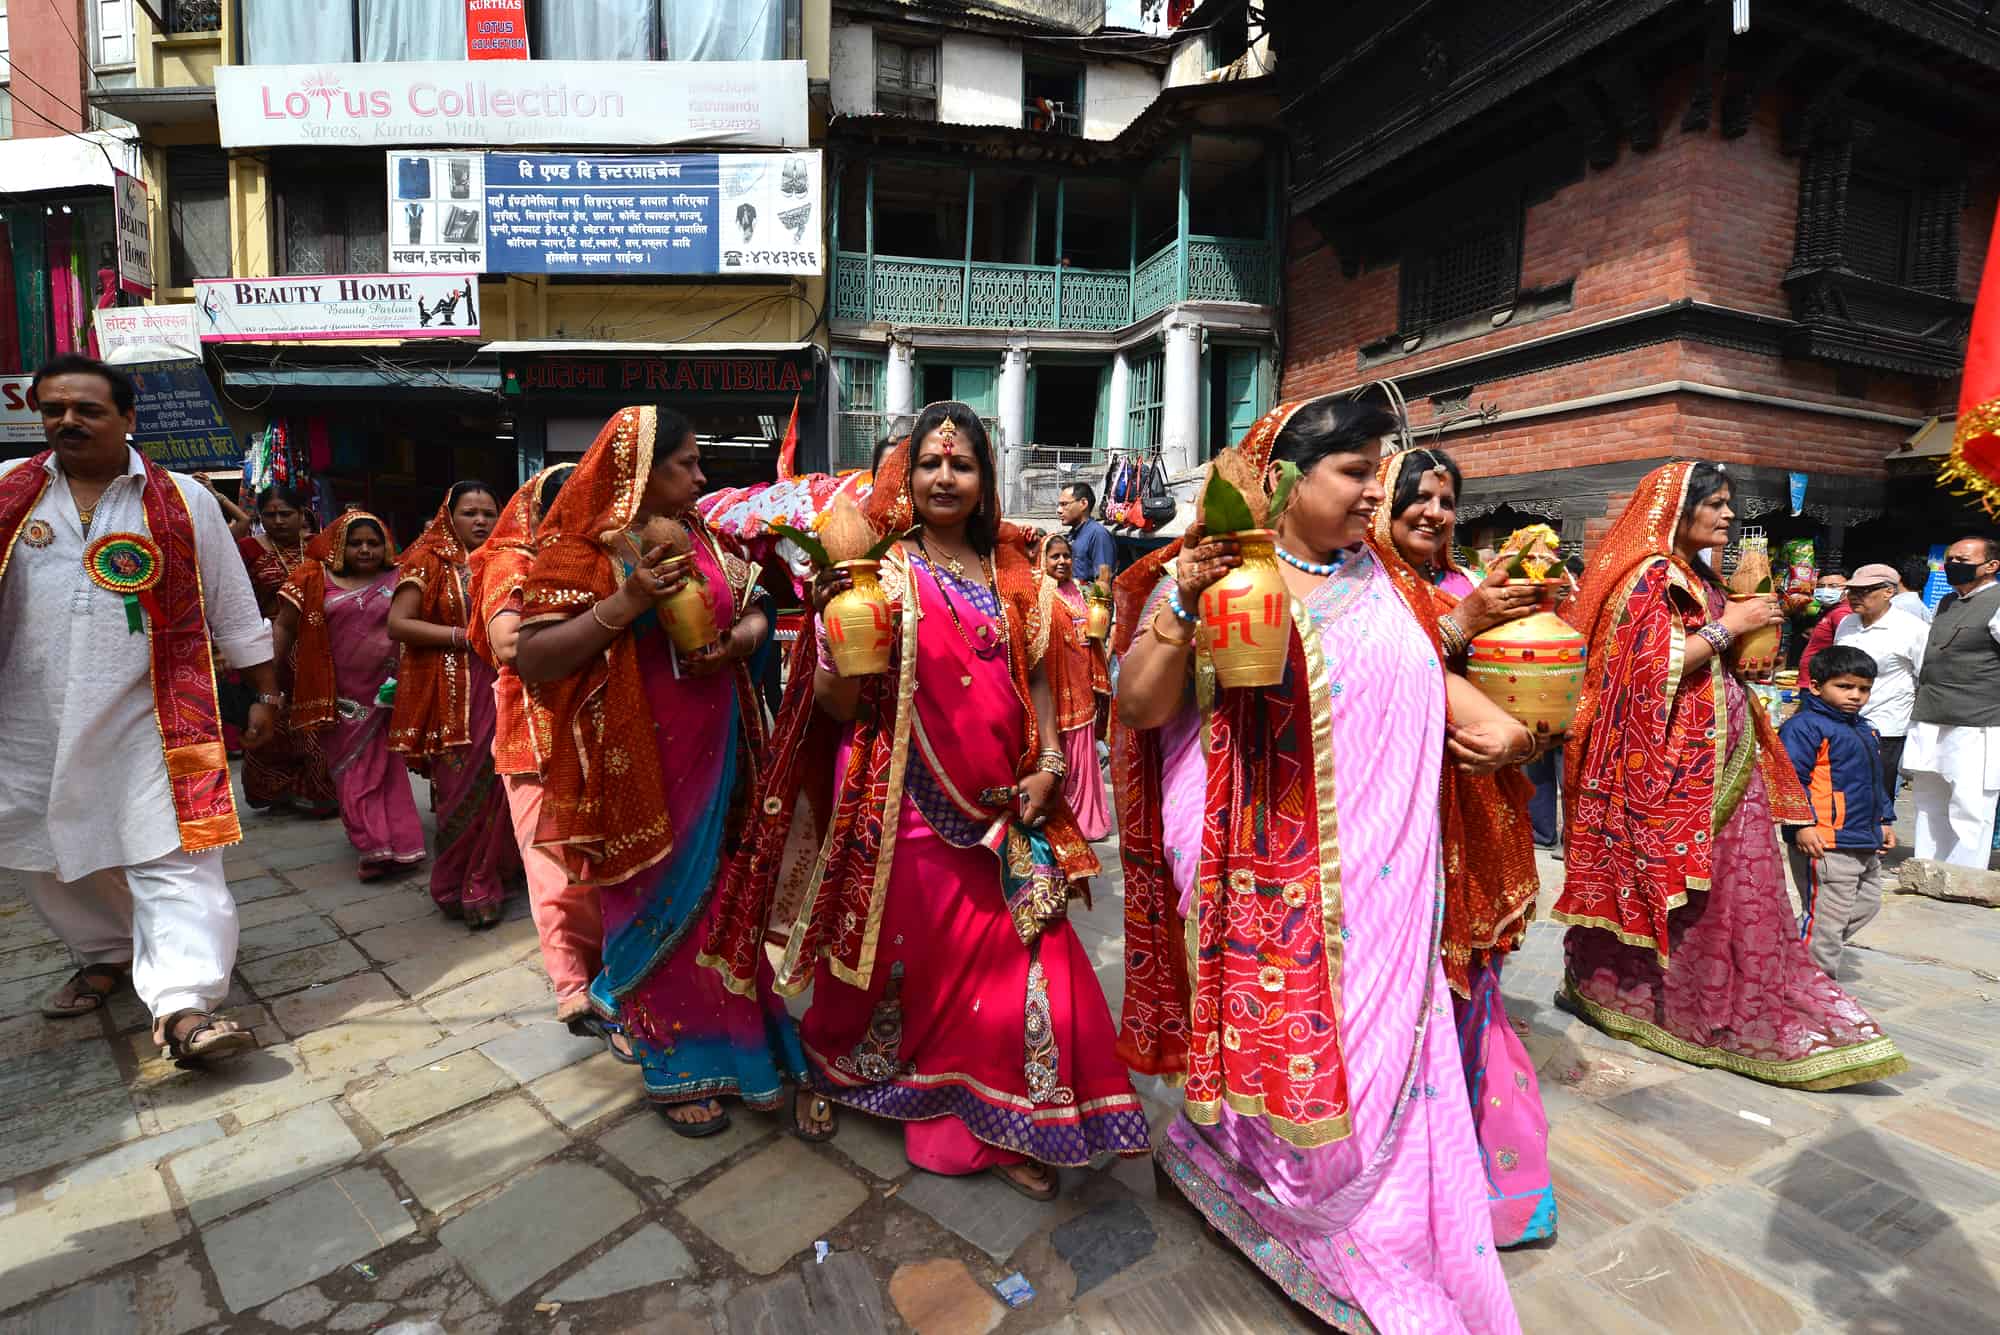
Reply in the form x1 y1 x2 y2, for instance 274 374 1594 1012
1903 535 2000 867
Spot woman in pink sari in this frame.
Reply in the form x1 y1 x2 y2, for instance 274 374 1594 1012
389 482 519 927
1040 534 1111 841
273 512 426 880
704 402 1146 1199
1115 399 1526 1332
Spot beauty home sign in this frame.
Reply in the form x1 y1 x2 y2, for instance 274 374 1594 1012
215 60 807 150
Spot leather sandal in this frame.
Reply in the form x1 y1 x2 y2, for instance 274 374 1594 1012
659 1099 731 1139
158 1009 258 1070
566 1014 640 1066
41 964 125 1019
989 1161 1059 1202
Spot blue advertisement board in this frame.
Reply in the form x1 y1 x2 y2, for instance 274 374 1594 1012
126 360 239 472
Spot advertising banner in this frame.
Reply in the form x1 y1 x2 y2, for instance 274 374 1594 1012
389 152 489 274
217 61 808 149
195 275 480 342
466 0 529 60
388 151 819 278
96 304 203 360
113 169 154 297
125 360 239 471
1 375 40 444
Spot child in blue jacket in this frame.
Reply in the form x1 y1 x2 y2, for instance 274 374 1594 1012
1778 645 1895 979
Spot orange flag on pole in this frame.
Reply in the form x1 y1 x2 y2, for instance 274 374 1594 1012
776 395 800 480
1945 210 2000 515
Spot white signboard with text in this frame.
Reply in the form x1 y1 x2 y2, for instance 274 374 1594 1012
95 303 203 360
216 60 808 150
195 275 481 342
114 169 154 297
2 375 41 444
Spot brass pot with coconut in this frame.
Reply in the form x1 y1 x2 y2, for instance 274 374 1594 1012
634 517 720 657
1724 535 1780 679
1464 525 1588 737
1193 449 1296 689
772 495 910 678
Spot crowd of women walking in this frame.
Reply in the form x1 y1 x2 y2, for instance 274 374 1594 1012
232 392 1909 1334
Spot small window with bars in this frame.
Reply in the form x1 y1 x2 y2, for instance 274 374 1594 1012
275 157 388 276
1399 214 1521 334
876 37 938 120
1844 173 1917 286
835 354 885 470
1126 351 1164 454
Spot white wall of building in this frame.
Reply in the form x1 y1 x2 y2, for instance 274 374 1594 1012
1084 60 1160 138
939 33 1025 130
829 21 875 115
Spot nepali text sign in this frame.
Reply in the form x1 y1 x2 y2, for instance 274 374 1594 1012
113 169 154 297
1 375 40 444
501 349 818 398
466 0 529 59
389 151 820 277
126 360 238 471
195 275 480 343
96 304 202 360
216 61 807 149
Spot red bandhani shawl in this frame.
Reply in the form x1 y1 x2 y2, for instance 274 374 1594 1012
0 451 240 852
471 464 571 778
1366 449 1539 998
521 407 766 886
1111 399 1364 1149
701 422 1099 999
1555 461 1810 964
389 494 474 759
280 509 397 733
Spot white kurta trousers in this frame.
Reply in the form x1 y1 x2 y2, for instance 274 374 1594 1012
24 847 239 1018
1905 722 2000 870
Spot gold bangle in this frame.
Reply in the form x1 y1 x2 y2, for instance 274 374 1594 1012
1151 606 1196 647
589 600 629 633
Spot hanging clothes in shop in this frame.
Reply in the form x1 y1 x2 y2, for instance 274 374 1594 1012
9 213 51 372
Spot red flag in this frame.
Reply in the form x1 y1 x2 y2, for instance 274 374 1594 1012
776 395 800 480
1945 210 2000 514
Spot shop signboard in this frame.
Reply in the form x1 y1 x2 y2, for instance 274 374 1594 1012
387 151 820 278
194 275 480 343
499 346 818 398
466 0 530 60
1 375 41 444
96 304 203 360
217 60 808 150
124 360 239 472
113 169 154 298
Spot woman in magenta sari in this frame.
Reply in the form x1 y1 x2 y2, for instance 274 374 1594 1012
518 406 810 1137
1041 534 1112 841
1115 399 1526 1332
274 511 427 881
1555 461 1905 1089
389 482 519 927
704 402 1146 1200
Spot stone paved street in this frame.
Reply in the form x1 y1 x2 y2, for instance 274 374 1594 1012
1 780 1998 1334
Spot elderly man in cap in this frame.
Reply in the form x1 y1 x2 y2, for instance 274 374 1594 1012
1836 563 1930 817
1903 536 2000 867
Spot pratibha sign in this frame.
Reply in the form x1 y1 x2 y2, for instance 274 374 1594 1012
194 275 480 342
216 60 807 149
388 151 820 277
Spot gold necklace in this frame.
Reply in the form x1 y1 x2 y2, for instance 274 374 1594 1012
77 504 96 534
919 533 970 579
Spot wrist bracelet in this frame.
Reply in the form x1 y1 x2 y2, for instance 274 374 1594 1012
1152 605 1196 647
1035 748 1069 779
590 601 628 633
1165 583 1196 625
1438 613 1469 658
1696 621 1733 653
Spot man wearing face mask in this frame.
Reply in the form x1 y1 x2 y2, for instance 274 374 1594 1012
1903 536 2000 867
1796 572 1850 682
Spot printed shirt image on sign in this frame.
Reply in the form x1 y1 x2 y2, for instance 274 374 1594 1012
472 151 821 278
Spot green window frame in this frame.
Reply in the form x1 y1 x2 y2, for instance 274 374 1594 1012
1126 351 1164 454
834 353 885 471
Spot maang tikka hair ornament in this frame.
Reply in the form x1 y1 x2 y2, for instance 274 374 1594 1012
937 416 960 454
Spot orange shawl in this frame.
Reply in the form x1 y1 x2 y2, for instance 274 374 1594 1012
1366 451 1538 997
281 510 398 733
470 464 571 778
388 495 474 759
1555 462 1810 963
520 406 766 886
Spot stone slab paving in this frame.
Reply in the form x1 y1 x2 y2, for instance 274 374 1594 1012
2 797 1999 1332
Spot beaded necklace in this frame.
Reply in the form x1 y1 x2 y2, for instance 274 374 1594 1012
1276 543 1349 578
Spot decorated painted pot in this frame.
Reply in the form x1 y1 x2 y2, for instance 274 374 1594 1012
1466 594 1588 736
1198 529 1292 689
1084 597 1112 643
1729 593 1781 678
824 559 895 677
655 554 719 656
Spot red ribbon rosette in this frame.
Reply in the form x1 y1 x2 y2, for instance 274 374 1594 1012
83 532 166 634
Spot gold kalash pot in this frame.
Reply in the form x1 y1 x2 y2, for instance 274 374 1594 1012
823 559 895 676
1197 529 1293 689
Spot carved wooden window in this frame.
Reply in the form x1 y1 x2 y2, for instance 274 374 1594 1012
1793 127 1961 300
1399 212 1521 334
877 38 938 121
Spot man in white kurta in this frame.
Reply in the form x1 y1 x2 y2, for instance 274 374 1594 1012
1834 563 1928 815
0 357 278 1063
1902 537 2000 869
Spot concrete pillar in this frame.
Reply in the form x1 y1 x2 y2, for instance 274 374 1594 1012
1105 350 1132 457
998 343 1031 511
1161 316 1203 475
884 335 917 419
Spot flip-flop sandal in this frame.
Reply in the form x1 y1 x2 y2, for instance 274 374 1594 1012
790 1088 838 1143
566 1014 640 1066
158 1010 258 1070
659 1101 731 1139
41 965 125 1019
989 1162 1059 1202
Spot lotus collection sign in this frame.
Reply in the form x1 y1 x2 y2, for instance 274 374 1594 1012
215 60 808 150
